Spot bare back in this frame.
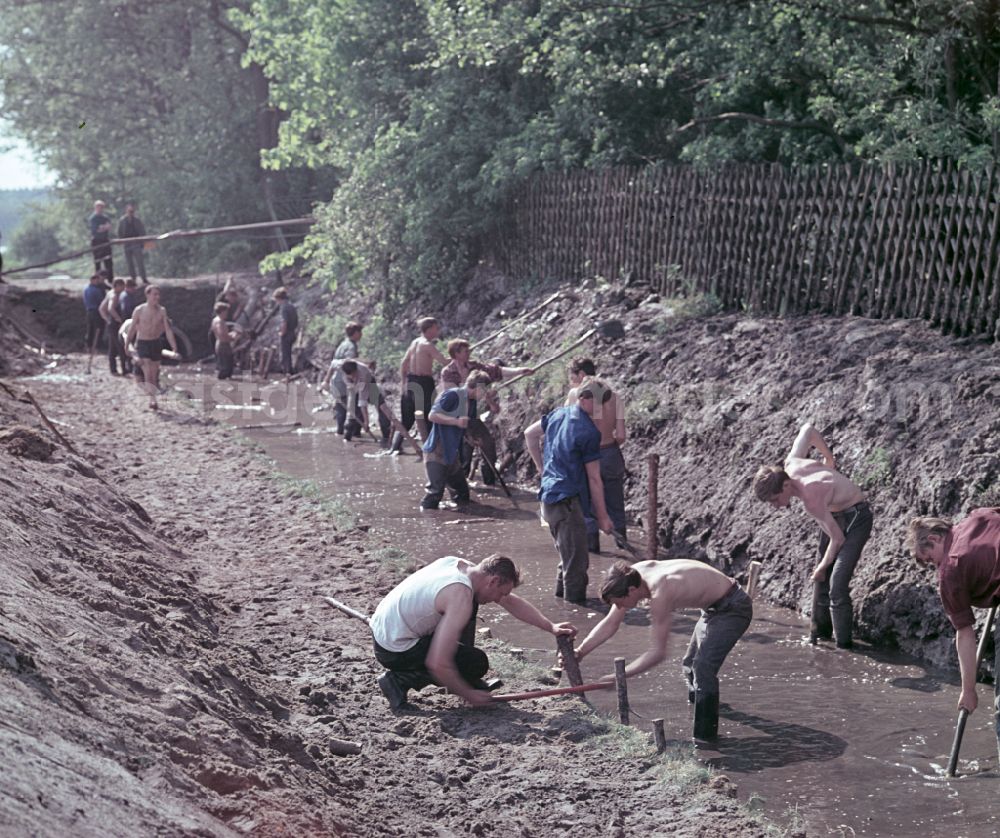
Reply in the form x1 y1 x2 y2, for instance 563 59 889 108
566 389 625 445
211 315 232 344
408 337 446 377
640 559 735 617
784 457 865 513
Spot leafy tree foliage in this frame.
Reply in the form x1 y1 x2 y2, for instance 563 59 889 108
0 0 321 274
10 216 62 264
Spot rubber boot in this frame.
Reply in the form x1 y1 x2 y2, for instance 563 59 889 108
693 693 720 740
389 431 404 454
587 532 601 554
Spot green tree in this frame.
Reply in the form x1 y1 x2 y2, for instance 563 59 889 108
10 216 62 264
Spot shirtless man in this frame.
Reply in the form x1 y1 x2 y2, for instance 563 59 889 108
565 357 627 553
389 317 449 453
753 423 873 649
211 301 236 380
571 559 752 740
124 285 178 410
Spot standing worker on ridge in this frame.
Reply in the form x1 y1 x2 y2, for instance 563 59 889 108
88 199 114 280
117 201 148 285
752 423 873 649
273 287 298 376
908 510 1000 764
83 272 107 374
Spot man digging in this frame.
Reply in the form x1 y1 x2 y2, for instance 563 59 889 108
570 559 752 741
369 554 576 710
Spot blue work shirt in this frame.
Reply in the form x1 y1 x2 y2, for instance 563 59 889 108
83 283 105 311
88 212 112 238
538 405 601 505
423 387 475 466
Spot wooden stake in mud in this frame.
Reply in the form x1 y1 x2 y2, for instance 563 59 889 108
646 454 659 560
946 604 998 777
495 328 597 390
652 719 667 753
746 561 763 598
615 657 630 725
556 635 584 687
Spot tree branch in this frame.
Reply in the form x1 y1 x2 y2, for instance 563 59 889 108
673 111 848 155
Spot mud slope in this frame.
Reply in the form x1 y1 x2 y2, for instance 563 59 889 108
457 283 1000 668
0 364 771 837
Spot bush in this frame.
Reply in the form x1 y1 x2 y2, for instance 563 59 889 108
10 215 62 264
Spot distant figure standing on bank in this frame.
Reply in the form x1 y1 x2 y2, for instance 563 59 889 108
273 287 298 376
390 317 448 453
565 357 627 554
117 202 148 285
83 272 107 374
525 377 614 604
119 277 142 321
88 200 114 280
124 285 178 410
335 322 363 360
753 423 873 649
370 554 577 710
571 560 752 740
908 509 1000 763
211 301 236 380
99 277 128 375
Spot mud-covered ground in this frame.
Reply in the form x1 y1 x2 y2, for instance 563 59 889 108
0 351 772 836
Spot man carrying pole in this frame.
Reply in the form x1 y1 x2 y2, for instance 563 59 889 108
907 509 1000 765
570 559 752 740
369 554 577 710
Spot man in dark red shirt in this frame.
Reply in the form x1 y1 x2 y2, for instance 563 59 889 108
908 508 1000 761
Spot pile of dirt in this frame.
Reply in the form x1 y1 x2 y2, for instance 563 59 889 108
0 364 771 836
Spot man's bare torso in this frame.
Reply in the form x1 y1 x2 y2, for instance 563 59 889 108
409 337 443 377
639 559 735 616
566 388 623 445
212 316 231 344
785 457 865 512
133 303 168 340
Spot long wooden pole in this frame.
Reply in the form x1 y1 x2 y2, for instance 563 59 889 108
470 291 563 351
946 605 998 777
322 596 371 625
2 217 316 277
492 682 612 702
495 328 597 390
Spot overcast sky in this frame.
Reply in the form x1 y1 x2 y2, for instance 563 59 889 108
0 131 56 190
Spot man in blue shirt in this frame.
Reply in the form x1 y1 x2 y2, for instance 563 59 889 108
421 370 492 510
83 272 107 373
88 200 114 280
525 378 614 604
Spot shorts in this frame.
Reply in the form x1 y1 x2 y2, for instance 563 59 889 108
136 338 163 361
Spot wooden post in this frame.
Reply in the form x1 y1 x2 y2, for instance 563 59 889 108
747 561 762 598
614 657 629 725
646 454 659 559
652 719 666 753
556 635 583 687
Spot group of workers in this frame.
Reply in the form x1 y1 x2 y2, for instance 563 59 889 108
327 314 999 758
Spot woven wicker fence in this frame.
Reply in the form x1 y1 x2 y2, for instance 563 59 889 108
494 161 1000 338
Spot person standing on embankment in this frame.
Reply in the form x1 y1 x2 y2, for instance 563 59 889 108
908 510 1000 763
752 423 872 649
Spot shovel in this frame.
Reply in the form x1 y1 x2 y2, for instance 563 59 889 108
946 604 998 777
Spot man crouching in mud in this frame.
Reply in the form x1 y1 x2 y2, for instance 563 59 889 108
753 423 872 650
369 554 576 710
570 560 752 740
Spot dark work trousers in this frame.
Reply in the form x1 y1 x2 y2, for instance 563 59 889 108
338 392 392 442
372 599 487 690
91 236 113 279
994 616 1000 764
124 245 147 283
279 330 296 375
85 309 105 351
542 495 590 602
216 342 234 380
107 318 127 373
583 443 627 537
422 458 471 509
463 417 498 485
400 374 436 433
812 501 873 645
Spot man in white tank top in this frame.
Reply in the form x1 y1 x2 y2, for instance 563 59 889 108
370 554 577 710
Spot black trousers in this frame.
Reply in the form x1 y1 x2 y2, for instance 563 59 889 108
280 330 296 374
400 374 435 432
85 309 105 350
372 600 487 688
91 236 113 279
335 393 392 441
107 319 128 372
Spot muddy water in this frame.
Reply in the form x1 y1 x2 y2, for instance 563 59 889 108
172 373 999 838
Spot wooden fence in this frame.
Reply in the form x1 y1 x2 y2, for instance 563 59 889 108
494 161 1000 338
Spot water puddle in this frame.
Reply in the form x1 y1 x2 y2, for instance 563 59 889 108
169 372 1000 837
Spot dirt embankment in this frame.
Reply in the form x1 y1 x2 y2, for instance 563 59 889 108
0 352 773 835
429 280 1000 668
